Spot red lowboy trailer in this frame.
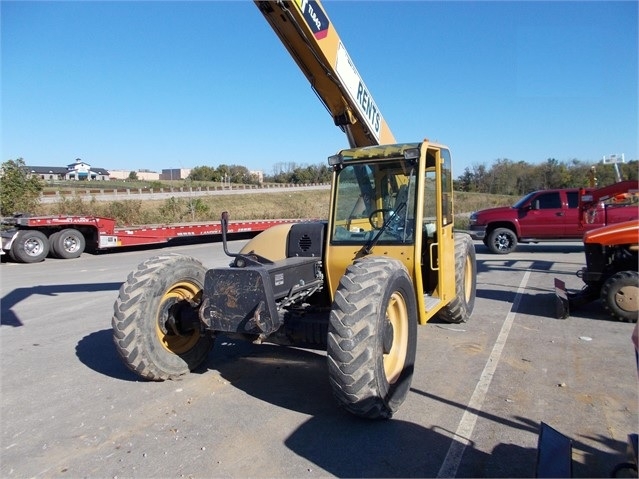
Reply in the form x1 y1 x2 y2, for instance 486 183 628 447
0 214 298 263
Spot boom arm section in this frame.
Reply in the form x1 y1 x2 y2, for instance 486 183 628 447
255 0 395 147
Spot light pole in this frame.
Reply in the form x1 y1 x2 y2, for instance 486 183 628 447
602 154 625 183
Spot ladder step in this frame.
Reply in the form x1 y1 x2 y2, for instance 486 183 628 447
424 295 440 311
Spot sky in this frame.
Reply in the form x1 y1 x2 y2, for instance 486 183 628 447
2 0 637 178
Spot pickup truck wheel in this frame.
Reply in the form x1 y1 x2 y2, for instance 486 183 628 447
327 257 417 419
9 230 50 263
601 271 638 323
487 227 517 254
439 233 477 323
51 228 85 259
112 254 214 380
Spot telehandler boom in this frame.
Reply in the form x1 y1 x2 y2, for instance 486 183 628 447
112 0 477 418
254 0 395 148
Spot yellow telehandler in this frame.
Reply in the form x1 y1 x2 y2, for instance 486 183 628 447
112 0 477 419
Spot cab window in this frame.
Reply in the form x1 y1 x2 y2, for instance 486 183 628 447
567 191 579 208
534 192 562 209
331 161 416 245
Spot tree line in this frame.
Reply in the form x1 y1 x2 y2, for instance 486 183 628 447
188 158 637 193
188 164 256 184
2 157 637 216
456 158 638 195
187 162 332 184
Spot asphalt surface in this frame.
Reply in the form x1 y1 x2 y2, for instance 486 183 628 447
1 239 637 478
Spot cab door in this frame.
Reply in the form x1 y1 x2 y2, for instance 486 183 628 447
418 146 455 321
518 191 565 238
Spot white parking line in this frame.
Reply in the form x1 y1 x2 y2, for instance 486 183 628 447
437 268 532 478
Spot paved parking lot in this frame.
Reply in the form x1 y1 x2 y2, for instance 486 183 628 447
1 240 636 477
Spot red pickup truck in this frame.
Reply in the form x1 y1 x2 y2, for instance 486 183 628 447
468 181 639 254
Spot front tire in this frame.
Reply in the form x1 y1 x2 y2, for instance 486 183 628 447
487 227 517 254
327 257 417 419
439 233 477 323
112 254 214 380
601 271 638 323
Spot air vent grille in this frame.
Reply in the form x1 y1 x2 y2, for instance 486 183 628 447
298 234 312 251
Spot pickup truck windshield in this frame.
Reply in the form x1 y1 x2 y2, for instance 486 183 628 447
513 192 536 209
331 160 416 245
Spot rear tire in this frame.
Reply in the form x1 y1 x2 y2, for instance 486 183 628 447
487 227 517 254
112 254 214 380
9 230 49 263
327 257 417 419
601 271 638 323
48 231 63 258
439 233 477 323
51 228 85 259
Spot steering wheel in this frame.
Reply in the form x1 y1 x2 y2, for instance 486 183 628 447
368 208 394 229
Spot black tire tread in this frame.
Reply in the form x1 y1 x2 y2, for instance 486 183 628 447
487 227 517 255
48 231 63 258
439 233 477 324
112 253 213 380
328 257 415 419
53 228 85 259
601 270 638 323
9 230 49 263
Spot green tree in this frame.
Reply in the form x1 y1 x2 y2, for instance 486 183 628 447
159 197 183 222
188 166 216 181
265 162 331 184
128 171 139 180
185 198 210 221
228 164 251 183
0 158 44 215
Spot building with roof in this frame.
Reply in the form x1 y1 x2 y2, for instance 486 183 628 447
159 168 192 181
109 169 160 181
27 158 110 181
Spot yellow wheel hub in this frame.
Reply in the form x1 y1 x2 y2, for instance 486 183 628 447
464 255 473 303
156 281 202 354
383 292 409 384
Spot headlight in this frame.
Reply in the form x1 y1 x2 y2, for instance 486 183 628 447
469 212 477 225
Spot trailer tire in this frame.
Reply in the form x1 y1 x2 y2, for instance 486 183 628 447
9 230 50 263
327 257 417 419
51 228 85 259
439 233 477 323
112 254 214 380
487 227 517 254
601 271 638 323
47 231 63 258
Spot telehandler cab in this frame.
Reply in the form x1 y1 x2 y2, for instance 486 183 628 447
112 141 477 418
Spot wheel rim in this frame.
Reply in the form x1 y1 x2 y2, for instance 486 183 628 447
156 280 202 354
25 238 45 257
614 285 639 313
494 233 511 251
463 255 473 302
62 235 79 253
383 292 409 384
